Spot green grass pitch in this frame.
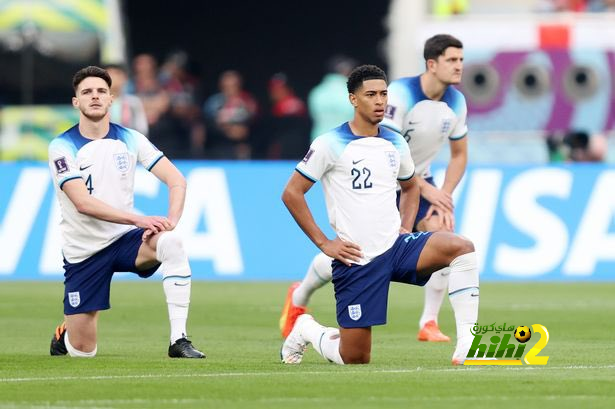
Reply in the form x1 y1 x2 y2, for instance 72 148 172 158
1 281 614 409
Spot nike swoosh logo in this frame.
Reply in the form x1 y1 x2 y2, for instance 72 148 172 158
471 293 479 297
79 165 93 171
174 282 190 287
352 159 365 165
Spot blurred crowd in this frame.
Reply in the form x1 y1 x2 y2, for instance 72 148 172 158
103 51 358 161
535 0 615 12
432 0 615 14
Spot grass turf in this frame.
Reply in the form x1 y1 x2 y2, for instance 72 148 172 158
1 281 614 409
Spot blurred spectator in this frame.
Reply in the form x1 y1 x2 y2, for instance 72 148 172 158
104 64 149 136
129 54 170 129
308 55 357 141
265 73 310 159
158 50 206 158
535 0 587 12
587 0 615 11
546 130 607 162
203 70 258 159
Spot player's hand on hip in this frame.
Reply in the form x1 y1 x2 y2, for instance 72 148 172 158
322 237 362 266
422 184 454 213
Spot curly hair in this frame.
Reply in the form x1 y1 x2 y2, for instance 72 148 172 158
346 65 387 94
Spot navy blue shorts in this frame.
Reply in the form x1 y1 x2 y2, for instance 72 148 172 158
396 176 436 231
331 232 433 328
63 228 161 315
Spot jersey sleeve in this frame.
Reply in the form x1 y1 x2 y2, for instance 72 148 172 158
48 138 82 190
381 80 410 133
132 130 164 171
450 91 468 140
396 135 415 181
295 134 336 182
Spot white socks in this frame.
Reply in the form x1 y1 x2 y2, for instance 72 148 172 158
301 317 344 365
157 231 191 344
292 252 333 307
163 279 190 342
448 252 479 349
419 267 449 328
65 331 97 358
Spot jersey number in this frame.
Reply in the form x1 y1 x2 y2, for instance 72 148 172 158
351 167 373 189
85 175 94 195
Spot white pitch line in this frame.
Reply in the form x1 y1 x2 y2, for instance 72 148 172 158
1 364 614 384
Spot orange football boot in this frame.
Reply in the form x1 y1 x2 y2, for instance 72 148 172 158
417 320 451 342
279 282 307 338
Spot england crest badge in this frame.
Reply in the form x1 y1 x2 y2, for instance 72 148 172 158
68 291 81 308
348 304 362 321
113 153 131 173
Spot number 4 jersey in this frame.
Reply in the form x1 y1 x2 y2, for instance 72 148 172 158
296 122 415 264
48 123 163 263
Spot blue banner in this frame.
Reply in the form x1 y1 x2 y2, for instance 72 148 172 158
1 161 614 281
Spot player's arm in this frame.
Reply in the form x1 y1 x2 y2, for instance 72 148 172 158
282 171 361 266
423 136 467 231
416 174 454 213
398 177 421 232
442 136 468 195
62 179 171 232
149 156 187 227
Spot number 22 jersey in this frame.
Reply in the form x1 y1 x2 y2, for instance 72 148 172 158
296 122 415 265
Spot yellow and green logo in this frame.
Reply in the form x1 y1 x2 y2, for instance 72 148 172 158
464 324 550 366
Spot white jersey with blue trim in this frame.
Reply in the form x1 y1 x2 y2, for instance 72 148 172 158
296 122 415 265
48 122 164 263
381 75 467 179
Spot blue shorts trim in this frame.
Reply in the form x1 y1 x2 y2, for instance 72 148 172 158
331 232 433 328
62 228 161 315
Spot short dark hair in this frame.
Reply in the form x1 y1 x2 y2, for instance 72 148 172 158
347 64 387 94
423 34 463 61
72 66 112 92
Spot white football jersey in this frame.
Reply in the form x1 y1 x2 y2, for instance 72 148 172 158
48 123 163 263
382 76 467 178
296 123 415 264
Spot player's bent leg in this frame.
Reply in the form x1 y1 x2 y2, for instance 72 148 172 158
416 216 454 341
418 269 451 342
280 253 333 338
339 327 372 364
138 231 205 359
281 314 345 365
415 233 478 365
415 231 474 274
64 311 99 357
293 252 333 306
65 331 97 358
416 214 444 233
449 251 479 365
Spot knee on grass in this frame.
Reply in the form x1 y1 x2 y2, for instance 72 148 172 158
65 332 97 358
340 349 370 364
